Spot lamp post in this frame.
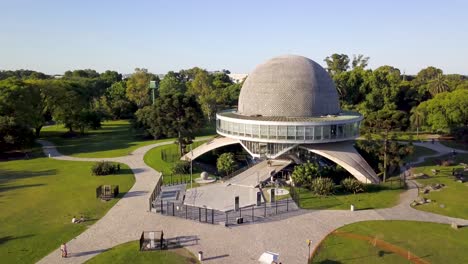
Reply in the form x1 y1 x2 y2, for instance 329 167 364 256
149 80 157 105
190 144 193 189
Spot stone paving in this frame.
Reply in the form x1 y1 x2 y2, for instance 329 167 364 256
36 140 468 264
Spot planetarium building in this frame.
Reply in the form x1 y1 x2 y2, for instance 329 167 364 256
184 55 379 184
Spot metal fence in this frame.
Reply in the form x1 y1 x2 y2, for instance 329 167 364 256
152 198 299 226
148 177 163 211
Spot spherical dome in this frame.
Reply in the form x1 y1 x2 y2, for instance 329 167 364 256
238 55 341 117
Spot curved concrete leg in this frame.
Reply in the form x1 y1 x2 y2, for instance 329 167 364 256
301 141 380 184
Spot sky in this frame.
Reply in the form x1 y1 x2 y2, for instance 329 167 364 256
1 0 467 75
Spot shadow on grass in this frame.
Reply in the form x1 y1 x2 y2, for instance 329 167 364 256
0 234 35 245
0 183 46 193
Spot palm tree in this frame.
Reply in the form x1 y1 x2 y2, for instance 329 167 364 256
429 73 449 97
410 108 426 141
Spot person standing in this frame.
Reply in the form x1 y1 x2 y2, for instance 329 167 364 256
60 243 68 258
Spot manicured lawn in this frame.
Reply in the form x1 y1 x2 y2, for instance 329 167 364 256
412 153 468 219
85 241 199 264
440 140 468 151
312 220 468 264
144 140 209 188
0 148 135 263
40 120 166 158
295 180 404 210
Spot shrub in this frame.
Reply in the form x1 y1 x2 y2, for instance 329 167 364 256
92 161 118 176
171 161 190 175
291 161 319 187
310 177 335 196
341 178 365 194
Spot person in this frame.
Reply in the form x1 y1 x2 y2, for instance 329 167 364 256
60 243 68 258
79 215 85 223
71 216 77 224
160 231 164 249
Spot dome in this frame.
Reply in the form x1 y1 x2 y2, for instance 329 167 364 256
238 55 341 117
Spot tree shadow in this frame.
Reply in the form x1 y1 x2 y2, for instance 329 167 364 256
0 234 35 245
0 183 46 193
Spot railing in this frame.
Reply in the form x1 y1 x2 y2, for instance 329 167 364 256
153 198 299 226
148 177 163 211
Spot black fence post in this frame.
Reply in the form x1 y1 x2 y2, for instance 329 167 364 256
185 205 188 219
264 202 267 217
240 207 242 217
161 200 163 214
205 208 208 222
275 200 278 214
199 208 201 222
252 206 254 222
211 209 214 224
172 203 175 216
225 211 228 226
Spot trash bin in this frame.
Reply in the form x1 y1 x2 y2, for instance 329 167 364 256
236 217 244 224
198 251 203 261
350 204 355 211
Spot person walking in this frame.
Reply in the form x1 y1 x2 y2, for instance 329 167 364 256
60 243 68 258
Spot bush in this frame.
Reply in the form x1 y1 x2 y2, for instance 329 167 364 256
171 161 190 175
341 178 365 194
310 177 335 196
92 161 118 176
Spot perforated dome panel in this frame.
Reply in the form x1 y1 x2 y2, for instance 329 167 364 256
238 55 341 117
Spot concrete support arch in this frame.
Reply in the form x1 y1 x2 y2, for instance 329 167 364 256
300 141 380 184
181 137 240 161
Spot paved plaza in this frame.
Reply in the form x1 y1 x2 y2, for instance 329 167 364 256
36 140 468 264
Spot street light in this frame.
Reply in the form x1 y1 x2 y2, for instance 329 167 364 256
306 239 311 262
149 80 157 104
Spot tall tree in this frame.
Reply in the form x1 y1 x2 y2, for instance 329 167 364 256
410 107 425 140
159 71 186 96
324 54 350 76
351 54 369 69
126 68 158 108
428 73 449 97
217 152 237 176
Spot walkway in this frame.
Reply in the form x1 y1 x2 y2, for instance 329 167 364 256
36 140 468 264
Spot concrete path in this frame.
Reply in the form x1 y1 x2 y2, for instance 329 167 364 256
36 140 468 264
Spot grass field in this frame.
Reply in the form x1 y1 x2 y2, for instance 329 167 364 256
85 241 199 264
143 141 209 188
0 147 135 263
40 120 167 158
311 220 468 264
412 153 468 219
294 179 404 210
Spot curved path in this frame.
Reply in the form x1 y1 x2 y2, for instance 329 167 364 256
36 140 468 264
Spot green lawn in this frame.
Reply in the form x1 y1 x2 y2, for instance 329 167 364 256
0 148 135 263
412 153 468 219
440 140 468 151
85 241 198 264
295 180 404 210
143 141 209 188
312 220 468 264
40 120 167 158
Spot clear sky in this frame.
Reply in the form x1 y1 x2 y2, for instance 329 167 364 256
1 0 467 75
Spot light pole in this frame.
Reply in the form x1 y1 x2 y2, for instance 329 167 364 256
306 239 312 262
149 80 157 105
190 144 193 189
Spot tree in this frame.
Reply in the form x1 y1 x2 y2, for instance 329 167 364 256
324 54 350 76
126 68 157 108
351 54 369 69
136 93 204 155
428 73 449 97
410 107 425 140
291 161 320 188
217 152 237 176
159 71 186 96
